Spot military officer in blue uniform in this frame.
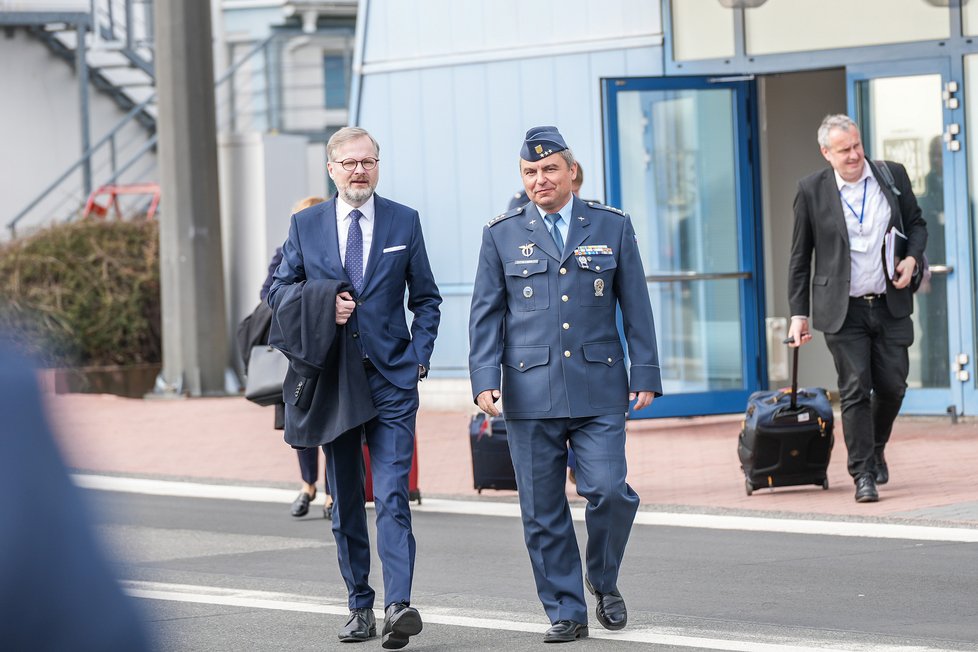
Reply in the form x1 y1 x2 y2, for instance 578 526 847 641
469 126 662 644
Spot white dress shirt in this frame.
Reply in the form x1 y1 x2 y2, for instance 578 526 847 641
836 161 890 297
535 196 574 247
336 195 375 277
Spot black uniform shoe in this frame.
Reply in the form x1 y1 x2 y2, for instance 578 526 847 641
543 620 588 643
338 608 376 642
585 577 627 630
873 450 889 485
855 474 879 503
291 490 314 517
381 603 422 649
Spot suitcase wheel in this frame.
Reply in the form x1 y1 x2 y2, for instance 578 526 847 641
745 478 754 496
821 478 829 491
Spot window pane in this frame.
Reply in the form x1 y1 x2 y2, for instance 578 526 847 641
670 0 734 62
324 55 348 109
746 0 948 56
614 87 745 391
965 2 978 36
857 74 948 389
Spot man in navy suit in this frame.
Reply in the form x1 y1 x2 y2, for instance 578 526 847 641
269 127 441 649
469 126 661 643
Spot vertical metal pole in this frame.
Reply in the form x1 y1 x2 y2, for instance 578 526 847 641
154 0 230 396
106 0 115 40
228 45 237 133
125 0 133 51
263 40 274 131
109 133 118 180
77 21 92 199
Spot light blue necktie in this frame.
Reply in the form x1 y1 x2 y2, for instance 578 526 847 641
345 209 364 293
545 213 564 252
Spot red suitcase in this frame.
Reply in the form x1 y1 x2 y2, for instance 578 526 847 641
363 438 421 504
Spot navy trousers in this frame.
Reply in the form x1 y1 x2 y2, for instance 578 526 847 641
297 448 330 495
324 365 419 610
506 414 639 625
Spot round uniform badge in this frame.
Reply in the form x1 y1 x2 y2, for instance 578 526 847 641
523 286 533 298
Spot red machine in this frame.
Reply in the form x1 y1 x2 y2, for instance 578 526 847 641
82 183 161 221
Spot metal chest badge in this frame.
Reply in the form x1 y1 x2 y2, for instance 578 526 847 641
593 278 604 297
523 286 533 298
519 243 535 257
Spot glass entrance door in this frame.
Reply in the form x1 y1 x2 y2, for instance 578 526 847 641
849 59 966 416
603 77 764 418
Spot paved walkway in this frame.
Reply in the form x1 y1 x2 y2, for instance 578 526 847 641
43 391 978 526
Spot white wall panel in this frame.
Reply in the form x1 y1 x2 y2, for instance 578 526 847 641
363 0 662 65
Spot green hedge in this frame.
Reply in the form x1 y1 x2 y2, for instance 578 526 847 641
0 220 161 367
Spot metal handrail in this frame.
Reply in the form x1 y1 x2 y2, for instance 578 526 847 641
645 271 752 283
7 92 157 236
8 33 274 238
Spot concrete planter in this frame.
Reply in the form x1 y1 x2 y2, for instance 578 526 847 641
41 363 161 398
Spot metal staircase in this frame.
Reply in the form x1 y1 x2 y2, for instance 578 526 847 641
32 0 156 127
6 1 159 237
6 0 353 238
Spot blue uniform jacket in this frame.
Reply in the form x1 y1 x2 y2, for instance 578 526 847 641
469 196 662 419
268 195 442 391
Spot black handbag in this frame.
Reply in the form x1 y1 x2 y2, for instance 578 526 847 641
244 344 288 406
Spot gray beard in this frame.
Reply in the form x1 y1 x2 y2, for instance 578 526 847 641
341 185 375 205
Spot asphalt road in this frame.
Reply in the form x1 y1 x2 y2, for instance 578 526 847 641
85 488 978 651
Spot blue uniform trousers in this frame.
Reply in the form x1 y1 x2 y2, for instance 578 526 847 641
506 413 639 624
324 365 419 610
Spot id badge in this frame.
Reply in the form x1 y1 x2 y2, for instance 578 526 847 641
850 235 869 253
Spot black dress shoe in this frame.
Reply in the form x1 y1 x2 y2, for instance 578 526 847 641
290 491 314 517
855 474 879 503
585 577 627 630
338 607 376 642
382 602 422 649
543 620 588 643
873 450 889 485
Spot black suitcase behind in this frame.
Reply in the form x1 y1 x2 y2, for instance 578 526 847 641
469 413 517 492
738 338 834 495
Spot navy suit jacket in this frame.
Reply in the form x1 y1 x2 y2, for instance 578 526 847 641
268 195 442 390
789 160 927 334
469 196 662 419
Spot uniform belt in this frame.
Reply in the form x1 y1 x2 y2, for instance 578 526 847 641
851 293 885 302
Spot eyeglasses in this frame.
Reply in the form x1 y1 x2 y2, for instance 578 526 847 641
334 157 379 171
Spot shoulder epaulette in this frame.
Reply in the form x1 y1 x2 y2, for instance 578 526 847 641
586 201 626 217
488 205 524 227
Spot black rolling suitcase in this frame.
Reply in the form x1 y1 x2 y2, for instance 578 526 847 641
469 413 518 492
738 338 834 495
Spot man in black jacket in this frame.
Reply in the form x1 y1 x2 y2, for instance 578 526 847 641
788 114 927 503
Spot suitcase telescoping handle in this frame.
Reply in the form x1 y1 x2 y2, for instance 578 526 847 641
783 337 799 409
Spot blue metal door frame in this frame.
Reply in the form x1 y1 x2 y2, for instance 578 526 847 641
603 76 766 419
847 57 975 416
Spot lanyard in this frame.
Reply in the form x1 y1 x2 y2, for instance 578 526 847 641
840 178 869 234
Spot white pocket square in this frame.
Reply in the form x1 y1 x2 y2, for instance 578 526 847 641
383 245 407 253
